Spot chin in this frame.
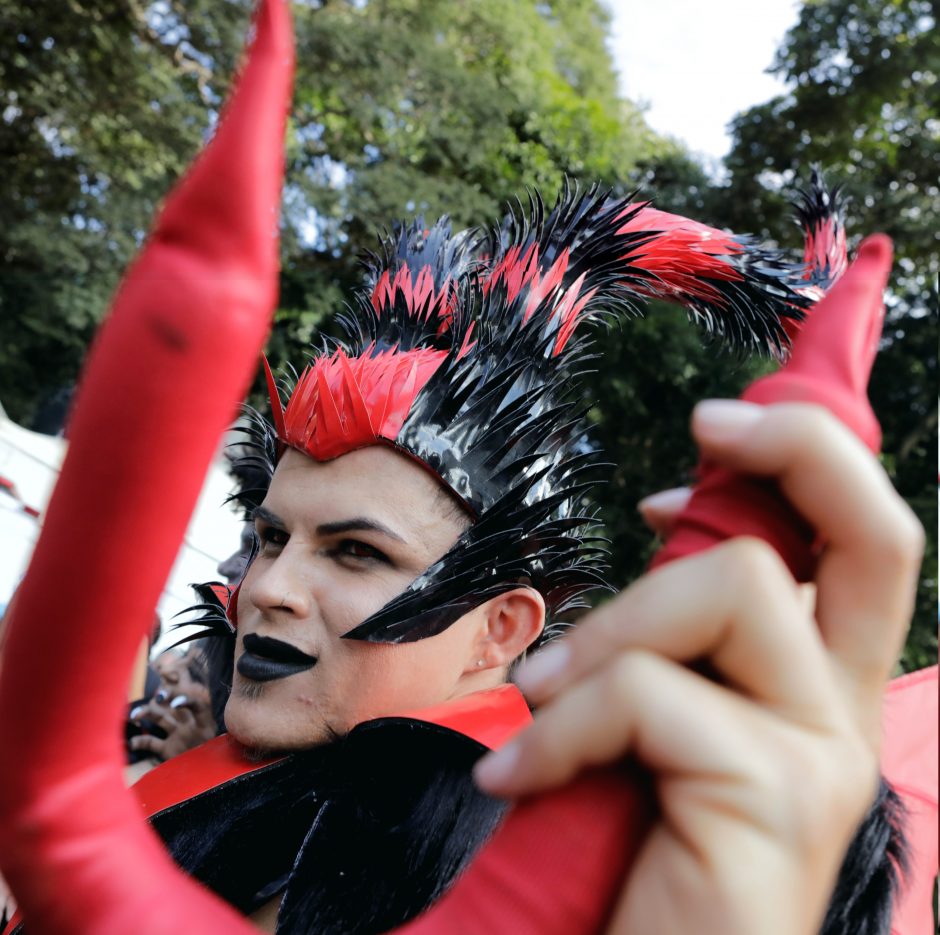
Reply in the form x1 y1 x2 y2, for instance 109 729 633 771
224 679 336 753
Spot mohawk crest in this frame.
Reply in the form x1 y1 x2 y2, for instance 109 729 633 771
233 174 848 645
371 266 452 320
279 346 447 461
346 216 480 352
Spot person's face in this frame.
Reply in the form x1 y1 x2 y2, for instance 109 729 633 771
224 446 478 752
217 522 256 586
153 648 211 707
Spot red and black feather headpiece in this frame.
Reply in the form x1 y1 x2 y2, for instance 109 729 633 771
233 172 846 645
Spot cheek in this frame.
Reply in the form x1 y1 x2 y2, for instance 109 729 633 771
316 571 417 638
333 638 467 715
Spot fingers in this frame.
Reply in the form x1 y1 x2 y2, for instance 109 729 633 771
637 487 692 538
130 701 181 734
477 651 781 798
128 694 215 764
516 537 837 727
0 870 16 926
691 400 923 723
128 732 166 759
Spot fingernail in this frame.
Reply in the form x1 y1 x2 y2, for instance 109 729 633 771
129 706 145 720
637 487 691 514
515 643 570 695
473 742 520 791
154 689 169 704
693 400 764 443
170 695 189 709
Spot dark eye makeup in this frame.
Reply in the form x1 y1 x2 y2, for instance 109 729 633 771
253 520 390 567
255 524 288 551
330 539 391 565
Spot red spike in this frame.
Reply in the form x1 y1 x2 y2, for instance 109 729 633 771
314 361 346 443
281 348 447 461
457 321 477 359
616 204 745 306
486 244 543 304
372 265 454 323
553 281 596 357
371 270 392 313
262 355 286 438
524 248 570 324
413 267 435 320
337 352 374 435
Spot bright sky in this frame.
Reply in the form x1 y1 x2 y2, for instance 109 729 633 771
608 0 801 164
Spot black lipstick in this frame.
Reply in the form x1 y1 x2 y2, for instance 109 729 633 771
237 633 317 683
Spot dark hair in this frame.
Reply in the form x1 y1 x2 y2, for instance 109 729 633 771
820 777 909 935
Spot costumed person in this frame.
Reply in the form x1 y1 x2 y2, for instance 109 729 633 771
0 2 923 934
124 643 217 775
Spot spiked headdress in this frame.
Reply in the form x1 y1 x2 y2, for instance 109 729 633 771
233 173 845 646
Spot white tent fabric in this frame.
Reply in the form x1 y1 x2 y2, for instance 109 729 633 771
0 403 243 651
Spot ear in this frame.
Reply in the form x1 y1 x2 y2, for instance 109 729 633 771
471 587 545 671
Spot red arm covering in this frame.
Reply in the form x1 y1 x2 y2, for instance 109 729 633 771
0 2 293 933
392 237 893 934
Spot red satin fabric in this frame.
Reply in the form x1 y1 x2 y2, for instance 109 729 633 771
398 683 532 749
396 770 651 935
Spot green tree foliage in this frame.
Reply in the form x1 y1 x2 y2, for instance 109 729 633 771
275 0 661 363
0 0 662 421
0 0 250 420
719 0 938 671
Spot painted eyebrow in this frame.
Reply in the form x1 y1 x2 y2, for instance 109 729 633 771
251 507 408 546
317 518 407 545
251 505 286 528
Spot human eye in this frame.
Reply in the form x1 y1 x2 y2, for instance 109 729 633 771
256 524 288 554
332 539 390 566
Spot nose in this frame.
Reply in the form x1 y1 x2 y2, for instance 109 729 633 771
244 546 313 619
